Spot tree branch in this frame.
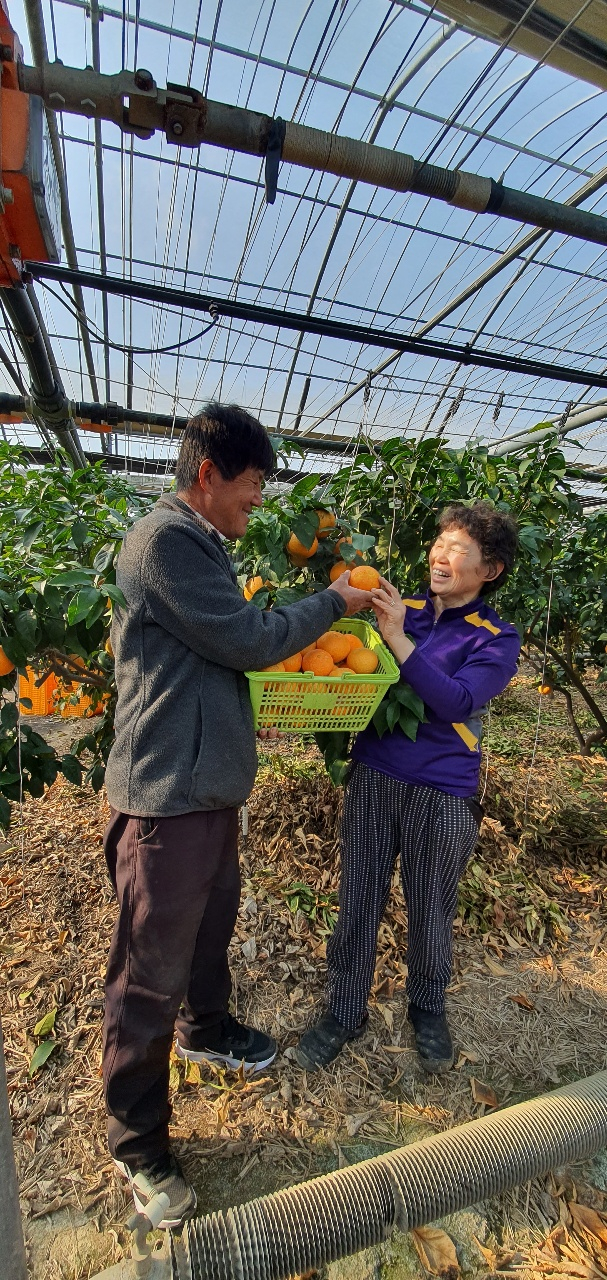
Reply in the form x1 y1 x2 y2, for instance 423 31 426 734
527 635 607 736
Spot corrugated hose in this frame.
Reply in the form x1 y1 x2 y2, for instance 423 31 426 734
171 1070 607 1280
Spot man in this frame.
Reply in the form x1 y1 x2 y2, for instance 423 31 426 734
102 402 372 1228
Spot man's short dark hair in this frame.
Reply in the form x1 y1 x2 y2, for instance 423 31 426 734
174 401 275 490
436 500 518 594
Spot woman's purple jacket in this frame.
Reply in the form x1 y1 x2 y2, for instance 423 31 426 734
353 590 521 798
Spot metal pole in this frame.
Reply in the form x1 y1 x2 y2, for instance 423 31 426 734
22 0 105 425
22 262 607 392
0 1018 28 1280
17 62 607 248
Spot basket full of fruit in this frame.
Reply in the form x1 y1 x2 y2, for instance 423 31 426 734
246 619 400 733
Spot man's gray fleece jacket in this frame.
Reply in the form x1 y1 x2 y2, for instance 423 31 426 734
104 496 346 817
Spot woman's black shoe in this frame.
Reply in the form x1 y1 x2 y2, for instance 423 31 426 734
294 1012 367 1071
408 1004 454 1073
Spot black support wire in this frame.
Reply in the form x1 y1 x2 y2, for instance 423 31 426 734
24 262 607 391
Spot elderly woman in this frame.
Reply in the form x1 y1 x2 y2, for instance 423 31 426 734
296 501 520 1075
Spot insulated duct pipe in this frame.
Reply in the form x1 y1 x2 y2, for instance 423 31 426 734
1 287 86 467
17 62 607 247
167 1071 607 1280
493 402 607 456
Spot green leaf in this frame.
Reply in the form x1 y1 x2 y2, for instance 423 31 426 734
19 697 32 709
394 683 425 719
34 1007 57 1037
20 521 44 549
372 700 390 739
386 699 400 731
291 513 319 550
14 610 38 651
67 587 102 626
0 702 18 729
290 475 321 498
0 793 10 830
104 584 127 608
71 521 89 547
351 533 375 552
60 754 83 786
28 1039 58 1076
398 709 421 741
93 544 115 573
50 570 95 587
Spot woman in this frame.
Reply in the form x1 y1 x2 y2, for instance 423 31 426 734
295 501 520 1075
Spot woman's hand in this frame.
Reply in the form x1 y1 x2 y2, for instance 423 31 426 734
371 578 414 665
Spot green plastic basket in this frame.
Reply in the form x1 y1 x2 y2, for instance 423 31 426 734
246 618 400 733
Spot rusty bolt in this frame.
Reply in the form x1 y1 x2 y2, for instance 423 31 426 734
171 120 184 137
134 68 154 92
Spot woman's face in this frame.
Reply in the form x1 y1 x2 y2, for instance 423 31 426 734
428 526 502 604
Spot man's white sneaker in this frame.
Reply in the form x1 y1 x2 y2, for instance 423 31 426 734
113 1150 196 1230
176 1012 277 1072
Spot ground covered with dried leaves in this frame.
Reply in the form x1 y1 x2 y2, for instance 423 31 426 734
2 681 607 1279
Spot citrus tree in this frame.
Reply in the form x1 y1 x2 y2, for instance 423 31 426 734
0 443 151 828
0 429 605 827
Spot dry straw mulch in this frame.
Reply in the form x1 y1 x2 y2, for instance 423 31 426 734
1 737 607 1279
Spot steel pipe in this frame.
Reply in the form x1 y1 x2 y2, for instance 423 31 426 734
22 262 607 391
2 287 86 465
17 62 607 246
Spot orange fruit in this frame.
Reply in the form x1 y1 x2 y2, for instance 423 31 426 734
343 633 364 652
538 684 552 695
346 648 379 674
301 643 317 660
282 652 302 672
244 576 270 601
330 665 343 676
335 537 363 561
262 662 285 673
349 565 381 591
330 561 348 582
302 649 334 676
316 510 336 538
287 532 318 560
0 645 15 676
316 632 351 663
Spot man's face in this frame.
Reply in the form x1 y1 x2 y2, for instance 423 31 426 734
200 463 265 539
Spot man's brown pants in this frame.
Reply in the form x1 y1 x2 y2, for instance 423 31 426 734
102 806 240 1166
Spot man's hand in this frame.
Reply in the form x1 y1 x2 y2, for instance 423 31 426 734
371 577 414 665
327 571 375 617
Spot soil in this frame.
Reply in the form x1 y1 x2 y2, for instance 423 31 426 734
2 681 607 1279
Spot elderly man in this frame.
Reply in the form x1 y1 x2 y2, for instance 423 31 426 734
102 401 372 1227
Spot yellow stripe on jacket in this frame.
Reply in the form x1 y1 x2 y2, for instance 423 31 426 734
464 611 501 636
452 721 479 751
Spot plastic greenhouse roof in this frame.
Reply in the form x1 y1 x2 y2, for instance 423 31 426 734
3 0 607 491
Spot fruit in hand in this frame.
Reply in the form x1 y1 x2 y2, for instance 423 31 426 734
349 565 380 591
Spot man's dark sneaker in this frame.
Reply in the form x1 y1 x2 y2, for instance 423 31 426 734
408 1003 454 1074
113 1150 196 1230
175 1013 277 1072
294 1011 367 1071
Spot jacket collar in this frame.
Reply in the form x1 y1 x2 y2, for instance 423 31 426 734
423 588 486 622
158 495 227 546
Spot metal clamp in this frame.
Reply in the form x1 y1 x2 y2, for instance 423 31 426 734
264 116 285 204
